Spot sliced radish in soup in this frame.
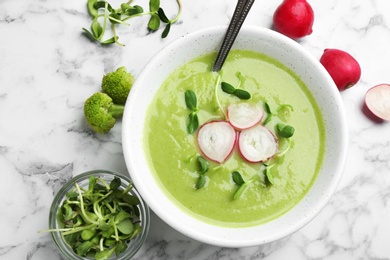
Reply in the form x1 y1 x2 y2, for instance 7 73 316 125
365 84 390 121
197 121 236 163
238 124 278 162
227 103 264 130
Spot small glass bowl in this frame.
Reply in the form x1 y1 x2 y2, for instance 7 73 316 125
49 170 150 259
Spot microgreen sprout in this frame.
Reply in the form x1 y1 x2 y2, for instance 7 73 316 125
185 90 199 134
196 156 209 189
221 82 251 100
232 171 253 200
263 102 294 125
83 0 182 46
276 123 295 138
276 123 295 156
263 163 275 185
40 175 143 259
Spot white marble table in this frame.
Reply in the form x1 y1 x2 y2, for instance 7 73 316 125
1 0 390 259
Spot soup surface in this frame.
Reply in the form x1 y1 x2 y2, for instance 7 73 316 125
144 50 325 227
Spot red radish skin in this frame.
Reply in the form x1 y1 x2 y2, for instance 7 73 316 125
273 0 314 39
320 49 361 91
227 103 264 130
365 84 390 121
238 124 278 163
197 121 236 163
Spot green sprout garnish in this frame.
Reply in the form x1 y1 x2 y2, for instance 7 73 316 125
263 102 294 125
40 176 142 259
184 90 199 134
221 82 251 100
232 171 253 200
196 156 209 189
83 0 182 46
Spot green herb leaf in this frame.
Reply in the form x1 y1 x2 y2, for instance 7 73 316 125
93 1 113 12
87 0 98 18
122 193 140 205
101 36 118 45
161 22 171 38
82 28 98 41
158 8 170 23
148 13 160 31
104 238 116 247
81 228 96 241
115 240 128 256
187 113 199 134
76 241 94 256
221 82 236 94
64 232 80 246
109 177 121 190
233 182 249 200
233 89 251 100
265 165 274 185
126 5 144 16
101 226 115 238
95 247 115 260
115 211 131 223
63 204 76 221
56 208 65 228
149 0 160 12
117 218 134 234
276 123 295 138
263 102 272 125
232 171 245 186
197 156 209 174
185 90 197 111
88 175 97 193
120 3 132 12
196 174 206 189
264 102 271 114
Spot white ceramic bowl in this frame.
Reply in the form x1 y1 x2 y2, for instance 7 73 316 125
122 26 348 247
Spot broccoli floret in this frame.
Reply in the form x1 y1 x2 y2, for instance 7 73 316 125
84 92 125 133
101 66 135 105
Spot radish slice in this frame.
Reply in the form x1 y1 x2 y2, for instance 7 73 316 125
365 84 390 121
238 124 278 162
197 121 236 163
227 103 264 130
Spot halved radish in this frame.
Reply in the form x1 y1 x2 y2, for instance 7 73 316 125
227 103 264 130
197 121 236 163
238 124 278 162
365 84 390 121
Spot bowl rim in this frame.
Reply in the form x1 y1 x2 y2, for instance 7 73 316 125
48 169 150 259
122 25 348 247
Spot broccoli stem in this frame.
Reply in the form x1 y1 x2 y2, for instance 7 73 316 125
108 104 125 118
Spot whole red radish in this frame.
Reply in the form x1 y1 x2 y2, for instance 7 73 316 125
320 49 361 91
273 0 314 39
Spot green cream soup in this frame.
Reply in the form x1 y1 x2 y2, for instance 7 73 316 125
144 50 325 227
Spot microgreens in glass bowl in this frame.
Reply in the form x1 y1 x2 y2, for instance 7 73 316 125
43 170 150 260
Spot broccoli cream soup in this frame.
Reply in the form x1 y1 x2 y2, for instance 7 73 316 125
144 50 325 227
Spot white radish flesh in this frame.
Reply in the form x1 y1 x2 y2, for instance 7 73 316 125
197 121 236 163
238 124 278 162
227 103 264 130
365 84 390 121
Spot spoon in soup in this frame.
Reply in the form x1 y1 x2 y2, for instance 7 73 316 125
212 0 255 72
